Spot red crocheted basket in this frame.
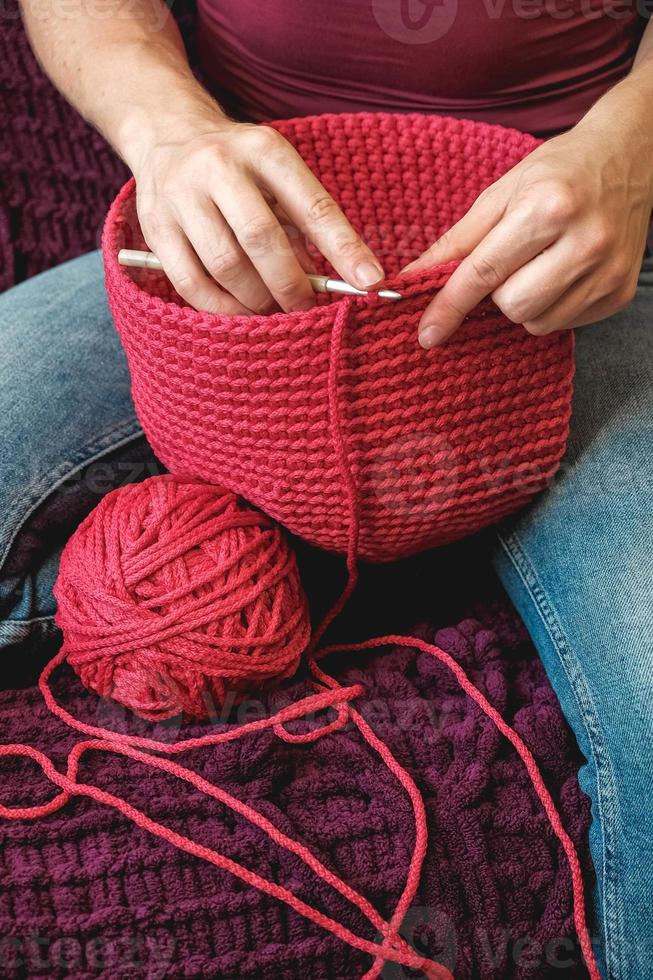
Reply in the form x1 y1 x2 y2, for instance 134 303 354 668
102 113 574 562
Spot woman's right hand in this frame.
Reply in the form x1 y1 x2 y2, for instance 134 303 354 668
132 113 386 315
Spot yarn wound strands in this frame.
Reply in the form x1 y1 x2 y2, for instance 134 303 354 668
0 294 600 979
53 479 310 721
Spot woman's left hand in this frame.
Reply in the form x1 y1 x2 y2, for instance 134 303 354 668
404 89 653 349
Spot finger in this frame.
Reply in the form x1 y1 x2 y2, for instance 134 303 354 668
259 190 318 272
216 184 317 312
523 273 636 335
144 223 254 315
179 196 276 314
491 238 589 324
417 209 560 349
401 184 507 273
259 146 385 289
286 225 319 272
271 204 318 273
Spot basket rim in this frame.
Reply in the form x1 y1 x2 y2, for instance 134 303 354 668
101 111 540 333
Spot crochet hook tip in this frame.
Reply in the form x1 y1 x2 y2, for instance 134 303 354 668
309 275 402 301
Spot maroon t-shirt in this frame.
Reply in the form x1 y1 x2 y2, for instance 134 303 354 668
197 0 647 136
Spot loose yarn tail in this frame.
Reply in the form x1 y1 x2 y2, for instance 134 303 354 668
308 294 600 980
308 298 360 653
0 293 600 980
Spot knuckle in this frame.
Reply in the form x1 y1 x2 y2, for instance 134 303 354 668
306 191 341 227
192 143 222 170
205 249 242 281
137 206 171 248
496 291 527 323
240 216 277 254
524 319 552 337
171 269 200 299
246 124 284 158
306 194 338 227
537 181 576 224
336 234 366 260
470 252 504 289
252 296 278 315
273 276 304 301
441 295 468 322
588 220 613 256
510 196 538 225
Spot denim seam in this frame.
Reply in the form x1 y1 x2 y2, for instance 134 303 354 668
497 527 623 980
0 417 144 578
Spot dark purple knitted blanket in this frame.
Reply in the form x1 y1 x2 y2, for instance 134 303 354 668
0 605 591 980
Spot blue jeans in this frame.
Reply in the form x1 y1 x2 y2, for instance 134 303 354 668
1 250 651 978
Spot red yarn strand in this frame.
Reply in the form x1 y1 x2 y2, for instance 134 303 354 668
316 638 600 980
0 741 448 977
309 297 360 653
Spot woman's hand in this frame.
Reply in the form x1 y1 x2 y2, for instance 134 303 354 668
405 78 653 349
132 113 385 315
22 0 385 317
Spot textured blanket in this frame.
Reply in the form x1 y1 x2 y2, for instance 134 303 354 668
0 603 592 979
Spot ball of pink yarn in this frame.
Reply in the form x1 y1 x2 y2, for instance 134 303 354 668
54 476 311 721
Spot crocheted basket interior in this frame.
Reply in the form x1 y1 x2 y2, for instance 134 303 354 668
103 113 574 562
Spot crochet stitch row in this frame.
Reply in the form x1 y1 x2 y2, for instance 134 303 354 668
102 112 574 562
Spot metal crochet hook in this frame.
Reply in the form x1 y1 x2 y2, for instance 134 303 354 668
117 250 403 301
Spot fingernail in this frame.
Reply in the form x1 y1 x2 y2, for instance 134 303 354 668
418 325 442 350
355 261 384 289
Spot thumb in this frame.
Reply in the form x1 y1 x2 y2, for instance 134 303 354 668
401 183 506 273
